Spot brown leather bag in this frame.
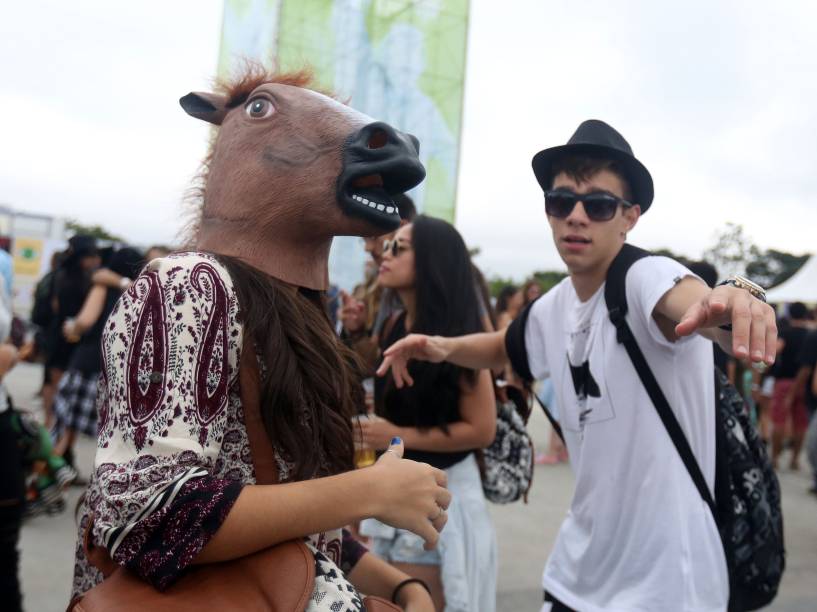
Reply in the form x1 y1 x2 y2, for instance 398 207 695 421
68 340 402 612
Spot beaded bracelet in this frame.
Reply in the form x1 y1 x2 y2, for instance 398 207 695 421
391 577 431 604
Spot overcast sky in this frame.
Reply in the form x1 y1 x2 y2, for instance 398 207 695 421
1 0 815 282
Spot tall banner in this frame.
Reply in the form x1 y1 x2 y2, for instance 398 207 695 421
218 0 470 290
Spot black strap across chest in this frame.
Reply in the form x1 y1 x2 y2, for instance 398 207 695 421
604 244 717 517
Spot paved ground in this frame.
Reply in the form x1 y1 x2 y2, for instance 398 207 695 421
10 362 816 611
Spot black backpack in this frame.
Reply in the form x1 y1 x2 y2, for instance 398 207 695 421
606 244 785 611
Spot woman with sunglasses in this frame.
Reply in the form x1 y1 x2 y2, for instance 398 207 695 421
359 215 497 612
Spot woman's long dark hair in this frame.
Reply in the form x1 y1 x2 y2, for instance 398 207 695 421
383 215 483 429
219 256 361 480
496 284 519 315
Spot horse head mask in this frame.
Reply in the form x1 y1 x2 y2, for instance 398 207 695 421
180 66 425 289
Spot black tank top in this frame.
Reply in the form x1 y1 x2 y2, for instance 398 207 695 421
69 288 122 374
375 312 471 470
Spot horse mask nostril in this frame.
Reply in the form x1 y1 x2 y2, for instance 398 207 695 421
408 134 420 155
367 129 388 149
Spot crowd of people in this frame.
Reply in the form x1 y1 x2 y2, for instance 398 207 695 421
0 69 810 612
0 238 170 610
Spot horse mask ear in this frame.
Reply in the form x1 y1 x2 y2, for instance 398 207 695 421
179 91 229 126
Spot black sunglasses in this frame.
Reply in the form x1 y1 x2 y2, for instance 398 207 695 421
544 190 633 222
382 238 411 257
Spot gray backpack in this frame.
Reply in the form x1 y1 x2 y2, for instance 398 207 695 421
479 385 534 504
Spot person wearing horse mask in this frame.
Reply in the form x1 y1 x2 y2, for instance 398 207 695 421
69 66 445 612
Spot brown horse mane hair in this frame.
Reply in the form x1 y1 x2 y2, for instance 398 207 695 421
178 61 332 247
214 61 327 109
217 254 362 480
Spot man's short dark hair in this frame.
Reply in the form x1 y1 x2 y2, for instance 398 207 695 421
550 155 633 202
789 301 808 320
393 194 417 221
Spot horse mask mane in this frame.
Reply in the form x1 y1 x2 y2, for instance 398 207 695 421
180 64 425 290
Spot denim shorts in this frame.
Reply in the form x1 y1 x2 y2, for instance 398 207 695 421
360 520 441 565
360 454 496 611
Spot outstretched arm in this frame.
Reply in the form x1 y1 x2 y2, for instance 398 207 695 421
376 330 507 388
656 277 777 364
92 267 130 290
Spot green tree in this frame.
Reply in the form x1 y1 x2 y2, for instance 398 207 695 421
66 219 122 242
488 276 518 297
702 222 809 287
531 270 568 293
746 249 810 289
702 222 754 279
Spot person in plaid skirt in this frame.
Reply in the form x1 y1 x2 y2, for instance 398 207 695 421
52 247 145 461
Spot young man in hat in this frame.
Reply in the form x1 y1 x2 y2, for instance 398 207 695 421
377 120 777 611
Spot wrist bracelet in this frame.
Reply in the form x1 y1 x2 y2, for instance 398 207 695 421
391 577 430 604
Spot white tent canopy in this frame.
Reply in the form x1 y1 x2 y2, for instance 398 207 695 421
766 255 817 303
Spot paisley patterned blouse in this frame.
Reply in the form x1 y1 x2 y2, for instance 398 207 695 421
71 252 366 611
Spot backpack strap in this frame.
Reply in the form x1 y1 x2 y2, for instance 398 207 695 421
239 336 279 485
504 297 541 384
533 393 564 443
604 244 718 517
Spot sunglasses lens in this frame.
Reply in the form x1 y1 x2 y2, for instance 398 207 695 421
545 193 576 218
583 195 619 221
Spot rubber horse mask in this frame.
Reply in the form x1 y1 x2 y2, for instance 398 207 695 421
176 68 426 481
181 70 425 290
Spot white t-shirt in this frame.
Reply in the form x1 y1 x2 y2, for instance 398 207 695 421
508 255 729 612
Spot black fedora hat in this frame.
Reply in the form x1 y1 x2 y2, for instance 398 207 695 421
62 235 99 268
531 119 654 212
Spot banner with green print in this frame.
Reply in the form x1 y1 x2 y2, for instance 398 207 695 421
218 0 470 289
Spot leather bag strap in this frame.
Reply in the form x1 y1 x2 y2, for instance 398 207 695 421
83 513 118 578
239 337 279 485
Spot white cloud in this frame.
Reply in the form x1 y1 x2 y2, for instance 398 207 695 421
0 0 223 245
456 0 817 281
0 0 814 279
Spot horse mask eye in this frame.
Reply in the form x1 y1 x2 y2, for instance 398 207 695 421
246 98 274 119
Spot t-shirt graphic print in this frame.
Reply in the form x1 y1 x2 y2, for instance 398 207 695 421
559 287 614 437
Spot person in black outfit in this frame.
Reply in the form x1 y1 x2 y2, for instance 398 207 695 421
770 302 811 469
0 329 23 611
52 247 144 460
44 236 100 434
358 215 497 611
794 327 817 492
